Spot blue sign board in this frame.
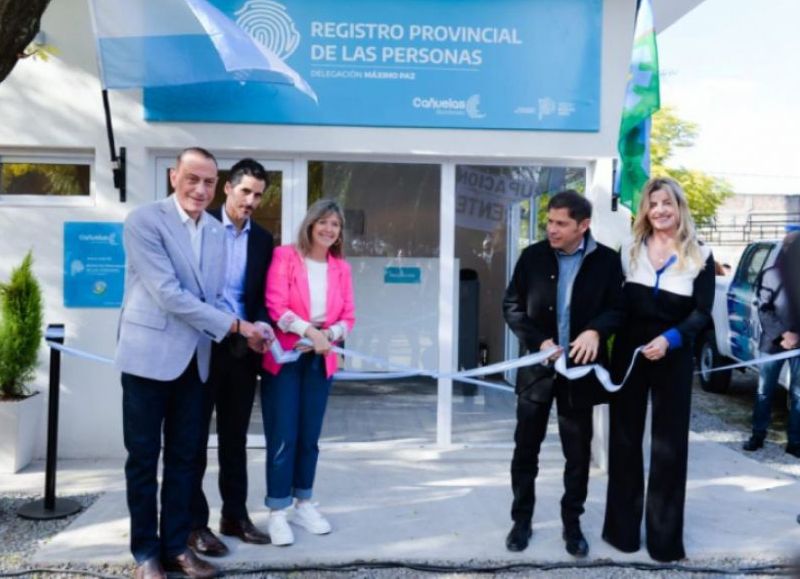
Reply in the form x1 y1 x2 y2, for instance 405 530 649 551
145 0 601 131
64 222 125 308
384 266 422 284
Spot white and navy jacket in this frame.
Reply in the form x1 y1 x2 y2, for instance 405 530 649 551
616 240 715 353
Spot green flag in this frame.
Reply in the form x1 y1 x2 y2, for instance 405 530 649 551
617 0 660 213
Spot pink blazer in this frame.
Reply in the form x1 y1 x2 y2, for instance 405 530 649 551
262 245 356 378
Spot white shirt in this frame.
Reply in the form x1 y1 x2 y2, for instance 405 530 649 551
172 194 206 265
285 257 346 341
305 258 328 326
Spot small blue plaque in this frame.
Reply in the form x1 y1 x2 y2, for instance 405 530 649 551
64 222 125 308
384 266 421 284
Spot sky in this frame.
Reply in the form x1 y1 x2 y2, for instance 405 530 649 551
657 0 800 195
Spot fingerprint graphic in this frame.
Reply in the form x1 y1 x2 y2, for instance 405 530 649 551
235 0 300 60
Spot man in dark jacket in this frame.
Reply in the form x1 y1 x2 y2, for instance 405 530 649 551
503 190 623 557
743 232 800 456
784 229 800 526
189 159 275 556
785 229 800 335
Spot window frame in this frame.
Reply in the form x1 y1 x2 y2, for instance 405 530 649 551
0 151 95 207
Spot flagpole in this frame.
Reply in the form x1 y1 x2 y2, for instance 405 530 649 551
101 89 126 203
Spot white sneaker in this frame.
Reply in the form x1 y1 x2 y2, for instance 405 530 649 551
292 501 332 535
267 509 294 546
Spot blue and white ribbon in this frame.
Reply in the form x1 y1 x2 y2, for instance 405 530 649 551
45 339 800 396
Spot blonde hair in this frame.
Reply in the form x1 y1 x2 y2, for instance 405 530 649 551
296 199 346 258
630 177 703 270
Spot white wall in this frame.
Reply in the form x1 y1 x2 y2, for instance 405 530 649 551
1 0 638 457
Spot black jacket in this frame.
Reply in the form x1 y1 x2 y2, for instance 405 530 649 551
785 234 800 334
503 232 624 408
208 207 274 367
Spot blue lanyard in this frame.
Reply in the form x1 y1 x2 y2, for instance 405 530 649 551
653 254 677 296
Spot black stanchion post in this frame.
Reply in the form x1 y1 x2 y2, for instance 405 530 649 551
18 324 82 520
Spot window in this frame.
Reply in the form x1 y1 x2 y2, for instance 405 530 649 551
737 244 773 286
0 154 92 206
308 160 440 258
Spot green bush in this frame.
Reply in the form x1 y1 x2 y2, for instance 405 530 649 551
0 252 43 399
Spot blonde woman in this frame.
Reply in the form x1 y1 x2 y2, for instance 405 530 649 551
261 199 355 546
602 177 715 562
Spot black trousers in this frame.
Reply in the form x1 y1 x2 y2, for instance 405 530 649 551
602 349 693 562
122 360 205 563
191 340 259 528
510 392 593 529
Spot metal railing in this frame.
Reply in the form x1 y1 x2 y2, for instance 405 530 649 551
698 213 800 245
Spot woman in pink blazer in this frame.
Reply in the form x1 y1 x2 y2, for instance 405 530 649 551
261 199 355 546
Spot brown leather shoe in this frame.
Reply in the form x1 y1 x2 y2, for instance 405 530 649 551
220 516 271 545
133 557 166 579
163 549 218 578
187 527 229 557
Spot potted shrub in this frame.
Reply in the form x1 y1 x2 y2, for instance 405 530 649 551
0 251 44 473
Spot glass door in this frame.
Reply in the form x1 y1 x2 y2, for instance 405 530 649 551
307 160 442 444
451 164 587 444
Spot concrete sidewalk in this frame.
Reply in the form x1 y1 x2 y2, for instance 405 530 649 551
7 423 796 572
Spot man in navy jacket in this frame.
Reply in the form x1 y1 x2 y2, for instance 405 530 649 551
189 159 275 556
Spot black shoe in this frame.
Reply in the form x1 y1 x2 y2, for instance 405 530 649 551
742 435 765 451
786 443 800 458
505 521 532 552
563 527 589 558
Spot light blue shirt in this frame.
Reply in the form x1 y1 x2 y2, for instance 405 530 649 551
220 208 250 319
556 239 585 350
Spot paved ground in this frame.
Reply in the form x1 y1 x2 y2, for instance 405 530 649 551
692 369 800 478
12 436 800 576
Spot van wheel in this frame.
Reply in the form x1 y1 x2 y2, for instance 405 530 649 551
698 330 732 393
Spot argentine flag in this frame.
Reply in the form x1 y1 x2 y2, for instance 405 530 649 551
88 0 316 101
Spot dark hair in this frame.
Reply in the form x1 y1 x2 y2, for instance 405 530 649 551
547 190 592 222
176 147 217 167
227 158 269 188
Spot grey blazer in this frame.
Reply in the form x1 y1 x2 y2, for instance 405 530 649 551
115 197 235 382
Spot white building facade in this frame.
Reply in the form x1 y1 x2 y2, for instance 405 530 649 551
0 0 702 458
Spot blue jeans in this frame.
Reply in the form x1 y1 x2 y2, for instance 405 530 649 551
261 353 332 509
752 352 800 445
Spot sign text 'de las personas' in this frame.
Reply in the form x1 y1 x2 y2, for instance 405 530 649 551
145 0 601 131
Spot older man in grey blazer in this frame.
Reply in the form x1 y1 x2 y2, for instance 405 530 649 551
117 148 267 579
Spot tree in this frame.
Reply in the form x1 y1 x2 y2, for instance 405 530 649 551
0 0 53 84
651 107 732 227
